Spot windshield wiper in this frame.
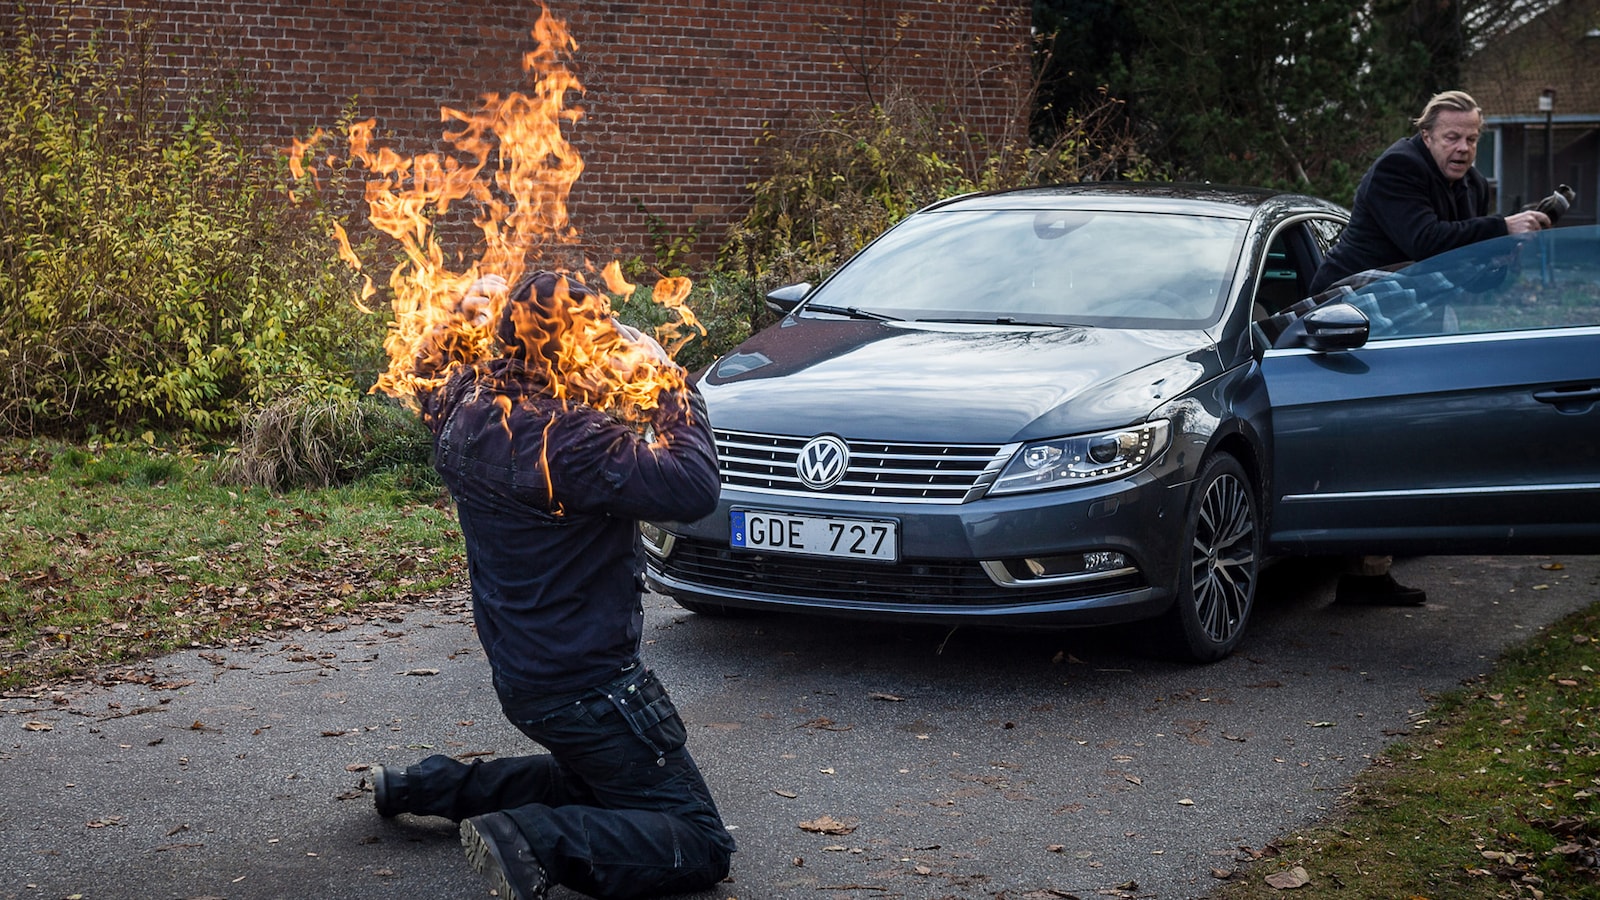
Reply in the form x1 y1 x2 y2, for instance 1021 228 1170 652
918 316 1069 327
803 303 902 322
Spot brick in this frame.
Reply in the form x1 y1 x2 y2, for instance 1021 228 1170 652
5 0 1026 259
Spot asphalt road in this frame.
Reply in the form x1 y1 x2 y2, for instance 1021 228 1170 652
2 554 1596 900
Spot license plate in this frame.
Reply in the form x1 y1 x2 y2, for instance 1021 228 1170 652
730 509 898 562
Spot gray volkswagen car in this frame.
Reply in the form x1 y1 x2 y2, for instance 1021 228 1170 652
642 183 1600 661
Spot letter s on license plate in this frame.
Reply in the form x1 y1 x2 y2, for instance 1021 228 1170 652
730 509 898 562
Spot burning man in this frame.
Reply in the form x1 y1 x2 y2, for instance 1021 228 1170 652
370 271 736 899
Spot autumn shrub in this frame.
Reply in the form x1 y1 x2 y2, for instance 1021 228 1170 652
221 392 433 491
717 86 1158 312
0 17 380 440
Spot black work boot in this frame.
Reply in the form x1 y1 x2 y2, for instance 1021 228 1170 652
371 765 409 818
460 812 550 900
1336 572 1427 607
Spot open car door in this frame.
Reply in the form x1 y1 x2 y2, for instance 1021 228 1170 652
1261 226 1600 556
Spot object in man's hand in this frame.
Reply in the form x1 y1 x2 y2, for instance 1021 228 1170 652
1524 184 1576 225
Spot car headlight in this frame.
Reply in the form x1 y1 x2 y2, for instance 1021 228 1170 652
989 420 1171 495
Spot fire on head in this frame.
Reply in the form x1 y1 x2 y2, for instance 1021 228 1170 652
496 271 592 371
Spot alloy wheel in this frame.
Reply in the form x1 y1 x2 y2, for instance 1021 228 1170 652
1188 468 1258 644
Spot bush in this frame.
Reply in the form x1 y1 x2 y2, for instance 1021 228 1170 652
716 87 1158 312
609 270 773 375
0 17 383 440
221 392 433 491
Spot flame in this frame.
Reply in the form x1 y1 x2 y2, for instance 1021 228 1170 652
291 4 703 425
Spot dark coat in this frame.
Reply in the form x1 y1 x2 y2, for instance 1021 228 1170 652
422 359 719 696
1310 134 1508 293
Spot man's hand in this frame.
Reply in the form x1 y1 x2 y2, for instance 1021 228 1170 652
458 273 508 326
1504 210 1551 234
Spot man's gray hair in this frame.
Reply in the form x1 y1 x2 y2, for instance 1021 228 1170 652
1414 90 1481 132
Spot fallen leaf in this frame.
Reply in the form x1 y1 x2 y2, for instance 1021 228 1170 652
1265 866 1310 889
799 815 858 835
801 717 852 732
401 668 439 676
869 692 905 702
773 789 798 798
23 721 52 732
1178 798 1195 806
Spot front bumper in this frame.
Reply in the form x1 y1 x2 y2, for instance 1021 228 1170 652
643 464 1188 628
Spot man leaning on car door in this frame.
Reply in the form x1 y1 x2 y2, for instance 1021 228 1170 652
1308 89 1552 606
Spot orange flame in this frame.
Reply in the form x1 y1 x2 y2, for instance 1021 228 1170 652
292 4 703 425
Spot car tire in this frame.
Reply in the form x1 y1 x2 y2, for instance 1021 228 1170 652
1163 452 1260 663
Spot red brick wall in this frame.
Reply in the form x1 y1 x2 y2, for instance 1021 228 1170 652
5 1 1030 266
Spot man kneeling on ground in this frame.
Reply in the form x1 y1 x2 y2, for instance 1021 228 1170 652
371 271 735 900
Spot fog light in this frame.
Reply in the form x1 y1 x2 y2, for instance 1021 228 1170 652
1021 551 1128 579
1083 551 1128 572
639 521 675 557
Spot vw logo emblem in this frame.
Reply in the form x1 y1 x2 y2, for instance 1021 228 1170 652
796 435 849 490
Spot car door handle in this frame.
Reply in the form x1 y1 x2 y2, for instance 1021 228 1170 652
1533 386 1600 410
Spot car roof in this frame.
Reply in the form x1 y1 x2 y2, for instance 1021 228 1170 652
921 182 1345 221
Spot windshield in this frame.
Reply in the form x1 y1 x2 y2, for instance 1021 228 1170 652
804 208 1248 328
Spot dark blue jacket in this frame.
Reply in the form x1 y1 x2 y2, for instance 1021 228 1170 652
422 359 719 696
1311 134 1508 293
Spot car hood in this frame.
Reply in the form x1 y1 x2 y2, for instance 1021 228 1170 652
697 317 1218 443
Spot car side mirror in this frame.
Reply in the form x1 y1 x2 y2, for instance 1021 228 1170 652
1274 301 1370 352
765 282 812 314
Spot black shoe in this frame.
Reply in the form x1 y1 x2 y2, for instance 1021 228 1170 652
1336 573 1426 606
460 813 549 900
371 765 409 818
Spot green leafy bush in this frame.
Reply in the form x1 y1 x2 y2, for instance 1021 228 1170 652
609 272 771 375
0 18 382 440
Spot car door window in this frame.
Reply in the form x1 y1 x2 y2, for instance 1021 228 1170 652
1348 230 1600 341
1255 223 1321 318
1307 217 1344 257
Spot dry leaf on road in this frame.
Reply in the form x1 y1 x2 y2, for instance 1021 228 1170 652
798 815 858 835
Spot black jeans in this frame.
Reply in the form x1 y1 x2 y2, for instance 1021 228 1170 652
406 667 735 899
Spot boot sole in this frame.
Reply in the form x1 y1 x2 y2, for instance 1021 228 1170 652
460 818 528 900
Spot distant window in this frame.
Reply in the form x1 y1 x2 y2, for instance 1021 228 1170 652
1472 128 1497 208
